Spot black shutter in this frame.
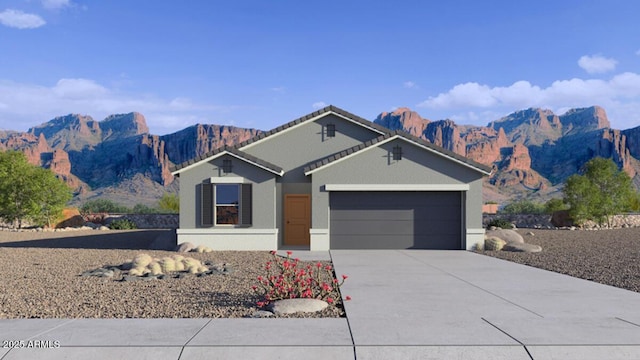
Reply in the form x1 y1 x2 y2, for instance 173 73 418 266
240 183 252 225
201 183 214 227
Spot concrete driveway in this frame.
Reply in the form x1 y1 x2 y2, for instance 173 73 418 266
331 250 640 359
2 250 640 359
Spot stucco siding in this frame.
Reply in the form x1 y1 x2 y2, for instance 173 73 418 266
178 153 277 230
240 114 383 183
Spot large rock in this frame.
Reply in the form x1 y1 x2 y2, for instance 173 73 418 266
502 242 542 253
269 298 328 315
485 229 524 244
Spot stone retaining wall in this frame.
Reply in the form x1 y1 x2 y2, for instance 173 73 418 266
106 214 179 229
483 214 640 229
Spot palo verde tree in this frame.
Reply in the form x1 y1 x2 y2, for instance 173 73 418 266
0 151 72 228
563 157 635 227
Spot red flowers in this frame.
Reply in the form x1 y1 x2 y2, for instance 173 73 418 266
250 251 350 307
345 296 352 301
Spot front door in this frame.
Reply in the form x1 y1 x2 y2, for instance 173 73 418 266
284 194 311 246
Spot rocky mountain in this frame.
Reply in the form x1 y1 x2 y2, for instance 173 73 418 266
0 105 638 206
374 106 640 202
0 113 260 206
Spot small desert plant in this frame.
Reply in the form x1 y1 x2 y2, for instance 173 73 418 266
487 218 513 229
109 219 137 230
252 251 350 308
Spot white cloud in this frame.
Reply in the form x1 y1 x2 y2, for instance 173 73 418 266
418 72 640 129
578 54 618 74
270 86 285 93
42 0 72 9
0 78 229 134
0 9 46 29
403 81 417 89
312 101 327 109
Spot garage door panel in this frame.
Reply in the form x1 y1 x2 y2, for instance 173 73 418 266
331 220 416 235
330 191 462 250
331 209 414 221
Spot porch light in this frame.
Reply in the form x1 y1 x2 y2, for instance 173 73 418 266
393 145 403 160
222 159 233 173
326 123 336 137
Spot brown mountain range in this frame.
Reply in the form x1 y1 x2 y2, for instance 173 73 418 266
0 106 637 206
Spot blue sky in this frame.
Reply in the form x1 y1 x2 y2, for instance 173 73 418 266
1 0 640 135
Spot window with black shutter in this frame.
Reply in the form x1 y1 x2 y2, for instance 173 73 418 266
200 182 252 227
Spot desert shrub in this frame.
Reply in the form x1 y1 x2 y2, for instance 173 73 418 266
109 218 137 230
81 199 130 214
158 193 179 213
486 218 513 229
499 200 545 215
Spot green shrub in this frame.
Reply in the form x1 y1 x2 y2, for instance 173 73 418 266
132 204 159 214
499 200 545 215
487 218 513 229
544 198 568 214
109 218 137 230
158 193 179 213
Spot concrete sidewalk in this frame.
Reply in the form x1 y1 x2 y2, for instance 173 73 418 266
1 250 640 359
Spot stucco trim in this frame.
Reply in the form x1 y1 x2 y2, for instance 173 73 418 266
310 228 330 251
209 176 247 184
176 228 278 251
465 228 485 251
324 184 470 191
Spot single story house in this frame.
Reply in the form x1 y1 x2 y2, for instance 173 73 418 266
170 105 491 251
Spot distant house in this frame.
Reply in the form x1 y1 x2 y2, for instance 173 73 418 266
170 106 491 251
483 203 499 214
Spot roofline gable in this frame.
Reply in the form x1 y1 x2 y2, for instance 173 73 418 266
304 132 492 176
237 105 389 151
171 146 284 177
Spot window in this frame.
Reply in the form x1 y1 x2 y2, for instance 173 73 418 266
215 184 239 224
326 123 336 137
201 183 252 227
222 159 233 173
393 145 403 160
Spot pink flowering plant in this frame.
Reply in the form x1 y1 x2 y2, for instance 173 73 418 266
252 250 350 308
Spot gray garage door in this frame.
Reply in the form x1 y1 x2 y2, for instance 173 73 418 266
330 191 462 249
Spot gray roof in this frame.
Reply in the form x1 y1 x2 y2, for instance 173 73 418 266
170 145 283 175
303 130 493 175
171 105 491 176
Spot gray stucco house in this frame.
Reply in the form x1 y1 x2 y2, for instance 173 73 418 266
171 106 491 251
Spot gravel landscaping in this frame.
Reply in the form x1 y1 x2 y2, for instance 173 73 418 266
2 227 639 319
0 230 343 319
477 227 640 293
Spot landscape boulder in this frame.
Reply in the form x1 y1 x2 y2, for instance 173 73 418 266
269 298 328 315
176 242 196 253
484 229 524 244
502 242 542 253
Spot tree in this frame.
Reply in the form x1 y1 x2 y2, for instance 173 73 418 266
563 157 634 226
158 192 179 213
499 199 545 214
544 198 568 214
0 151 72 228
